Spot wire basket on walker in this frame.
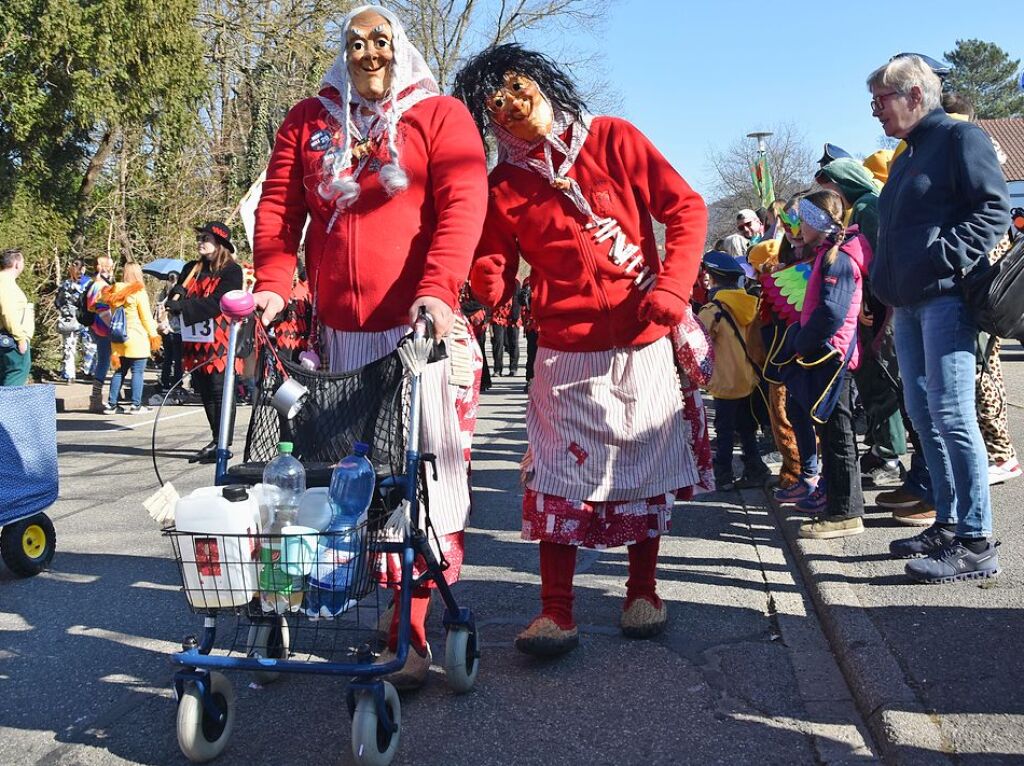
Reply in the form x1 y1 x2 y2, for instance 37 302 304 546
165 292 480 766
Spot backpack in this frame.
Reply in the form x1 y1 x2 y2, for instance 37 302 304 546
76 279 96 328
962 234 1024 342
108 306 128 343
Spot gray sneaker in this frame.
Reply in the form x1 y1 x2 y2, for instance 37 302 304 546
889 524 955 559
905 540 1000 584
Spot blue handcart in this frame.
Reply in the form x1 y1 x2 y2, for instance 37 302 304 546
0 385 58 577
165 299 480 765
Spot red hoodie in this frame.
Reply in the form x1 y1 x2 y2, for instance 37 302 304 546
254 92 488 331
471 117 707 352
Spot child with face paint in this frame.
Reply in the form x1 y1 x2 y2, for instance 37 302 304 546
760 194 823 508
453 44 708 656
252 5 488 689
788 190 871 540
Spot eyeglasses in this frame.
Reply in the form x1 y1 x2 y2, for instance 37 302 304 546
870 91 904 112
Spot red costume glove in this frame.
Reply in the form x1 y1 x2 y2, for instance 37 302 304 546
470 258 506 308
638 289 686 327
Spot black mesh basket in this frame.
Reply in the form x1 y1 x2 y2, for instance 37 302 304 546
228 346 407 487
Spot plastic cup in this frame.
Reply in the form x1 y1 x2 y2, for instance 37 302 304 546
297 488 332 531
280 525 318 576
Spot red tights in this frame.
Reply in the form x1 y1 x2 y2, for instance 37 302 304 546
538 536 662 628
388 586 431 654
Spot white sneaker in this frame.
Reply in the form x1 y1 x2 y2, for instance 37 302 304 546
989 458 1022 486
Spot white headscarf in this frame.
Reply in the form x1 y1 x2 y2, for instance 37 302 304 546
317 5 439 214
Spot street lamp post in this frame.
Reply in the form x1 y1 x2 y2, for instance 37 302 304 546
746 130 773 156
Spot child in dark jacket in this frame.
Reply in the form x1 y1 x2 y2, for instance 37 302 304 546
790 190 872 540
698 251 771 491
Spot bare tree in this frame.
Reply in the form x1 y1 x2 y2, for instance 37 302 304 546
705 123 817 246
388 0 610 91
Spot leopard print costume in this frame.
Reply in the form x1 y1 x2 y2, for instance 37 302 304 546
976 236 1017 465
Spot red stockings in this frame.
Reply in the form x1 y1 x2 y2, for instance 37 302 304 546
539 541 578 629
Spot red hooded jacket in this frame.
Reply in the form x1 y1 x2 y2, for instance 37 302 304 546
471 117 706 352
254 91 488 331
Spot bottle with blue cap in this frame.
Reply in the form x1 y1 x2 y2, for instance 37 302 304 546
304 442 374 618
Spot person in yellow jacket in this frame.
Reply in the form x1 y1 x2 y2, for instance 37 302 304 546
0 248 34 386
698 251 770 491
101 263 161 414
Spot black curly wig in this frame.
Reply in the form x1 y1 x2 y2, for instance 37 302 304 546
451 43 588 138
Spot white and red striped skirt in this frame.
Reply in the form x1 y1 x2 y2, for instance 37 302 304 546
523 335 699 548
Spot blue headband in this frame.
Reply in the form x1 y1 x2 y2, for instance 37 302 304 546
798 198 839 234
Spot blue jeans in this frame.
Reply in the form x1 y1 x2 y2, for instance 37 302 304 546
893 295 991 538
108 357 147 408
786 391 819 482
92 331 112 384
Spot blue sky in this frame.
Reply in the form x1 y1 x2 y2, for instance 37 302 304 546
578 0 1022 198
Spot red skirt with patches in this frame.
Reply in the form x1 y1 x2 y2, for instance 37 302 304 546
522 489 675 549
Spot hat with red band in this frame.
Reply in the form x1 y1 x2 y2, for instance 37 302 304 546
195 221 235 253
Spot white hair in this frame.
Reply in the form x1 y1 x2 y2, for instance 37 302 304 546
866 55 942 112
316 5 438 214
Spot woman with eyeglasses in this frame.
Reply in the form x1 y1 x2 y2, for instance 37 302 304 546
867 54 1009 583
165 222 244 463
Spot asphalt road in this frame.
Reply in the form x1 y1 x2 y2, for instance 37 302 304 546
0 371 873 766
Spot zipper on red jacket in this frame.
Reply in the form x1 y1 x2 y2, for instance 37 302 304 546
346 209 361 325
572 222 614 337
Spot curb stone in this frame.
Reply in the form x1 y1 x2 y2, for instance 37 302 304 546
764 492 955 766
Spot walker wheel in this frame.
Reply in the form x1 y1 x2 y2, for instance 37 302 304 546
443 626 480 694
176 671 234 763
245 616 290 684
1 513 56 577
351 682 401 766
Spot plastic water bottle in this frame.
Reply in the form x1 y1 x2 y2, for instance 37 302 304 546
305 442 374 618
262 441 306 527
326 442 374 541
259 442 307 613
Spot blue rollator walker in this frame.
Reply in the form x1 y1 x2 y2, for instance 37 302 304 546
167 293 480 765
0 385 58 577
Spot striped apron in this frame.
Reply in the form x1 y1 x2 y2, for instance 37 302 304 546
523 335 699 549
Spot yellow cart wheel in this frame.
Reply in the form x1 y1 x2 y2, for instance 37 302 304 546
1 513 56 577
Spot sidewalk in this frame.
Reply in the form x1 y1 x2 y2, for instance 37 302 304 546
52 368 180 412
763 345 1024 765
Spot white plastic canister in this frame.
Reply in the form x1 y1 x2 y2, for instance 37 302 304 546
175 485 261 609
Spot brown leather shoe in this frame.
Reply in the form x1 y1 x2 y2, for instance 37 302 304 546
377 643 432 690
892 502 937 527
621 596 668 639
514 616 579 656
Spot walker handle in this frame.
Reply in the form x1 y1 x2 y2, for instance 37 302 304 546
414 306 434 342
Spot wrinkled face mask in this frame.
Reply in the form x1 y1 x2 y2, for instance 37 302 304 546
486 72 553 142
347 13 394 100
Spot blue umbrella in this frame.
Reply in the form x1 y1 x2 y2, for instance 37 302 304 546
142 258 187 280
